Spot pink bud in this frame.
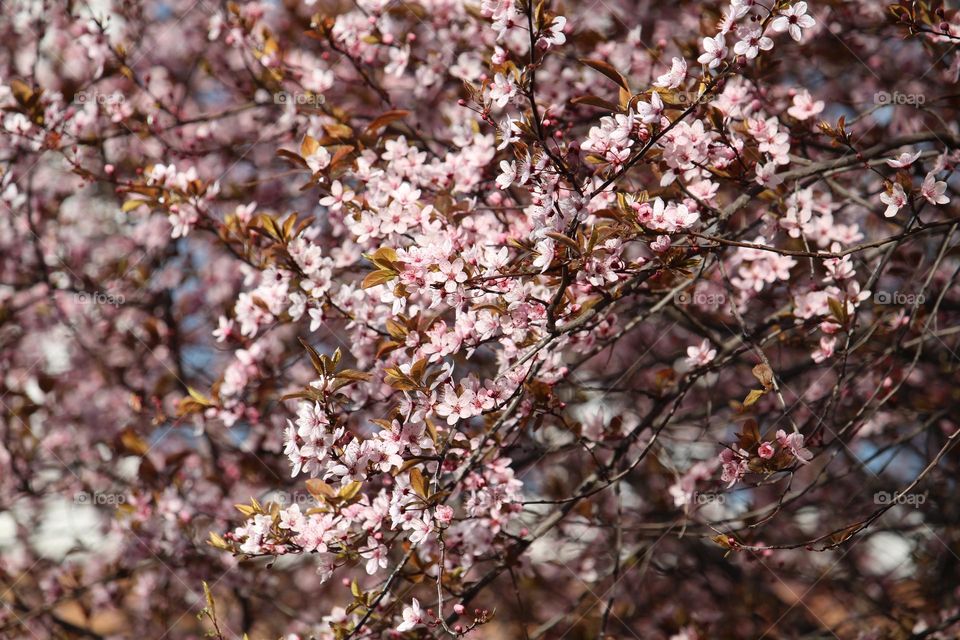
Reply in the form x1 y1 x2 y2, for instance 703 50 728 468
435 504 454 524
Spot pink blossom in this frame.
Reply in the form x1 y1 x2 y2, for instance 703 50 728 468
880 183 908 217
360 537 389 574
654 57 687 89
921 173 950 205
776 430 814 464
490 72 517 108
734 26 774 60
685 340 717 367
396 598 424 632
435 386 478 425
319 180 355 211
435 504 454 524
540 15 567 47
771 2 816 42
698 35 728 69
6 3 958 635
886 151 922 168
305 146 331 173
787 89 825 120
811 335 836 363
720 448 749 487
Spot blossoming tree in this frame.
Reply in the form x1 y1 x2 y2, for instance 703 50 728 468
2 0 960 638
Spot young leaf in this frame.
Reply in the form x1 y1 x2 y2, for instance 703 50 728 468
743 388 766 407
409 467 428 499
306 478 336 500
338 481 363 501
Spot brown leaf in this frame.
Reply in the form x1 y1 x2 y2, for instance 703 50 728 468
827 297 846 324
367 246 400 270
375 340 402 359
338 481 363 501
384 368 419 391
384 318 408 340
10 79 34 103
569 95 620 111
306 478 336 500
323 123 354 140
409 467 428 499
298 337 326 375
736 419 762 449
122 199 150 213
743 388 766 407
276 149 309 168
119 427 149 456
361 269 397 289
751 363 774 390
579 58 630 91
300 135 320 157
336 368 373 382
207 531 231 551
365 109 411 134
544 232 581 254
